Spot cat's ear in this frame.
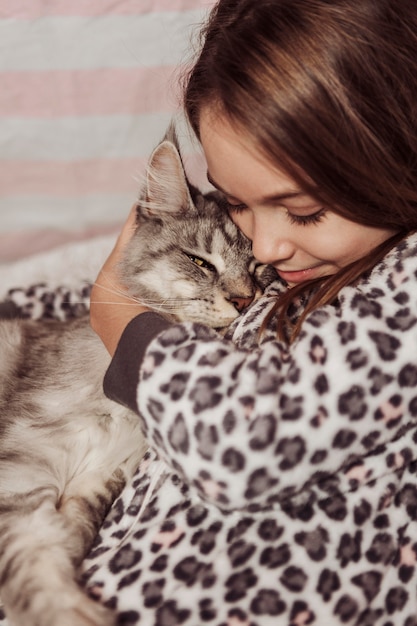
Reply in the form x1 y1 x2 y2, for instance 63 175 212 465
143 140 192 216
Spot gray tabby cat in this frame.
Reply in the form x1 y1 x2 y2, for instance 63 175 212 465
0 132 269 626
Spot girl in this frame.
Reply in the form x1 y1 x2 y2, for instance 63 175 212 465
89 0 417 624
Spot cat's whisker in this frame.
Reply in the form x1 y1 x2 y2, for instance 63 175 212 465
98 273 199 307
131 297 190 307
89 290 191 312
91 286 188 310
54 297 191 310
93 274 134 301
88 301 150 306
101 289 194 308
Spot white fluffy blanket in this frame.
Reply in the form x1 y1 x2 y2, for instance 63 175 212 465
0 235 116 298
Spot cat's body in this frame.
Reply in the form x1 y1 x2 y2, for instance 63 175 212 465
0 134 271 626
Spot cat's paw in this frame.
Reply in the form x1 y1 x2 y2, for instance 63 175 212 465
59 599 116 626
4 589 116 626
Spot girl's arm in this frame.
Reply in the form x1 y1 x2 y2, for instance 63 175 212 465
90 206 154 355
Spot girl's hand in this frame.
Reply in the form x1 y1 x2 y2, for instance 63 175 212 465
90 205 150 355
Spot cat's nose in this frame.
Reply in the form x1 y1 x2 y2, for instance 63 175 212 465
229 294 254 312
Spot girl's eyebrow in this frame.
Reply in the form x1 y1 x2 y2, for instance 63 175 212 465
206 171 306 204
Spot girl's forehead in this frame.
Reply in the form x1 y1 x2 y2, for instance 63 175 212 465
200 108 310 202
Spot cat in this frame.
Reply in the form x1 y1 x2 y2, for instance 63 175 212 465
0 130 272 626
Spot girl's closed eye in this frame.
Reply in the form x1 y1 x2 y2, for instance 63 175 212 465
218 196 248 214
287 207 326 226
220 195 327 226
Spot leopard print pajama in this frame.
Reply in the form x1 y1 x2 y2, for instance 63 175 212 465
82 233 417 625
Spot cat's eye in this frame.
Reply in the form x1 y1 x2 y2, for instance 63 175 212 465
185 253 216 272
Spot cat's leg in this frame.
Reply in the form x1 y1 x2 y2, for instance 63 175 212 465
0 485 115 626
57 411 147 562
58 412 147 553
58 467 127 566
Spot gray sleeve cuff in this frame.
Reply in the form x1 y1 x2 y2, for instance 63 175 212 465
103 312 171 412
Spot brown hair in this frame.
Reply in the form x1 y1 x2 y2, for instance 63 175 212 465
183 0 417 341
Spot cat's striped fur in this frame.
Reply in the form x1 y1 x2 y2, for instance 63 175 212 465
0 133 268 626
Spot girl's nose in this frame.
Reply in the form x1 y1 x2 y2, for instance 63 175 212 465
251 222 295 266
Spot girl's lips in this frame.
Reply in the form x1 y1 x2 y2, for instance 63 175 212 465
276 266 323 284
